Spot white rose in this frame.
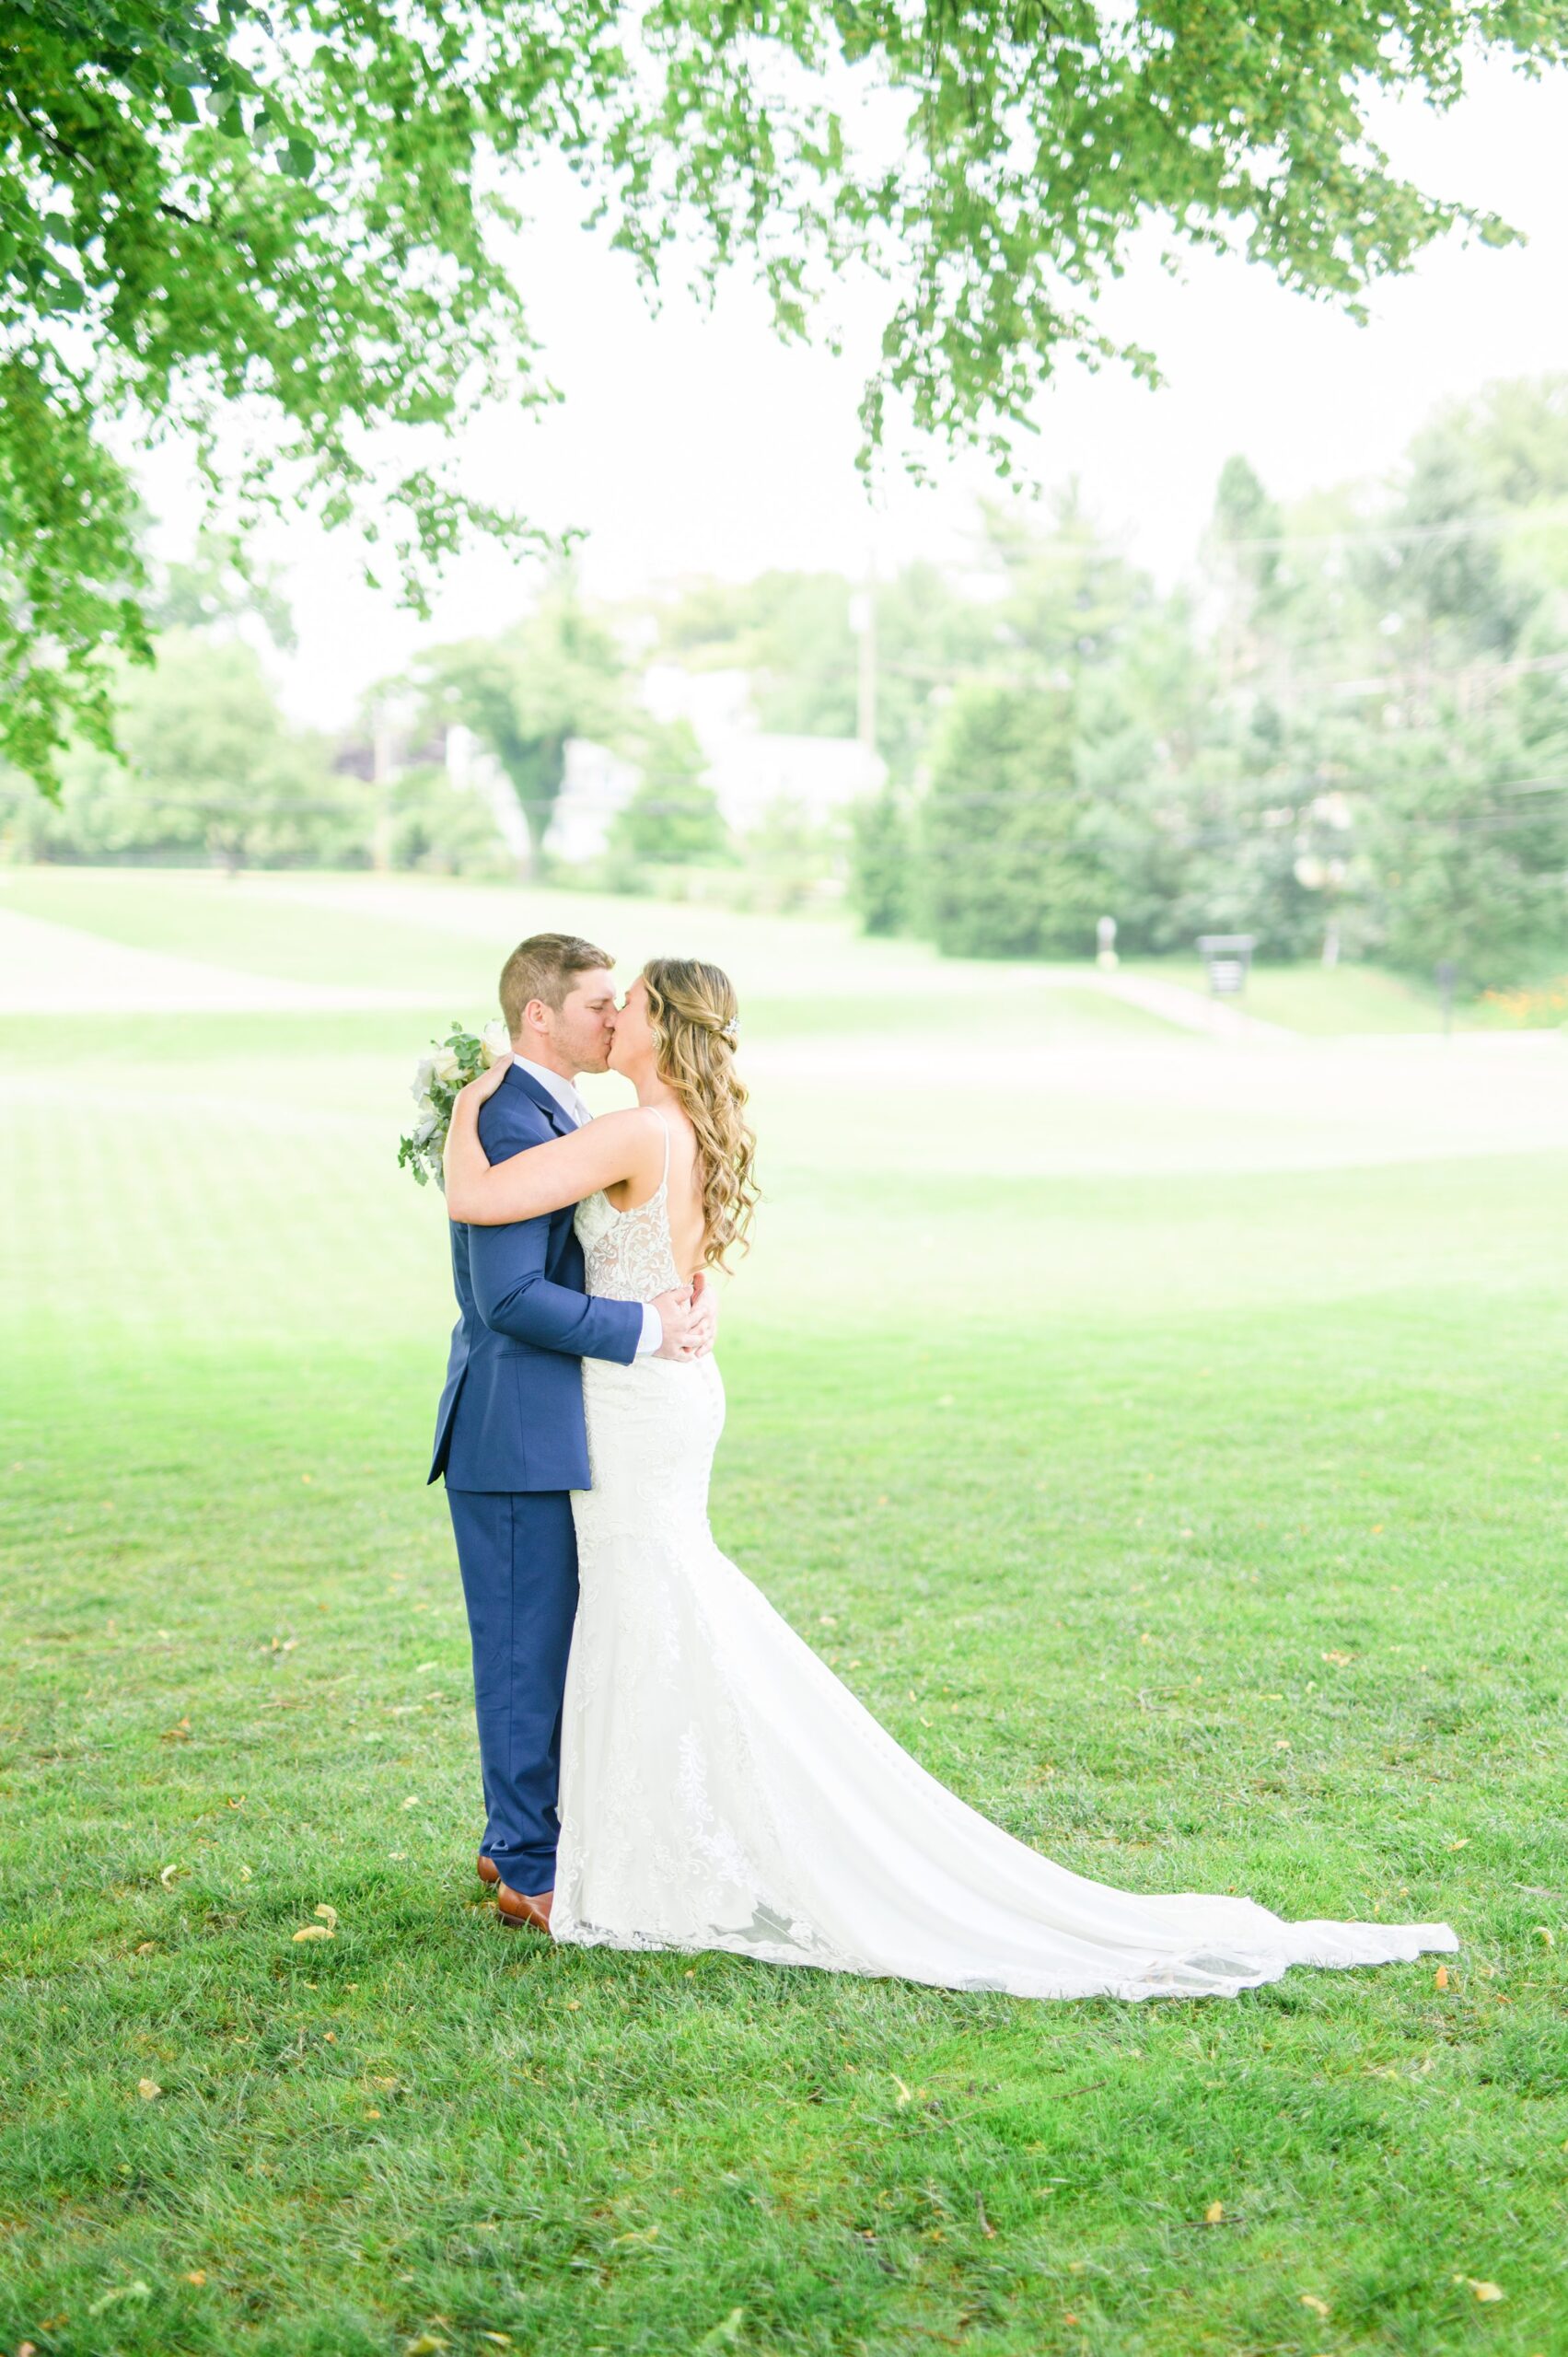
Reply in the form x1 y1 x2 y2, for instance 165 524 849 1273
480 1019 512 1068
430 1047 462 1087
410 1053 436 1106
410 1102 440 1146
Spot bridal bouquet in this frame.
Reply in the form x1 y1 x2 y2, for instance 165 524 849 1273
398 1018 512 1190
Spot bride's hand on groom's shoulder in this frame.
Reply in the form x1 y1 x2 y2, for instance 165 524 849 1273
458 1052 512 1109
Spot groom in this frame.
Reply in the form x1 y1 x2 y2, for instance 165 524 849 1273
429 932 713 1930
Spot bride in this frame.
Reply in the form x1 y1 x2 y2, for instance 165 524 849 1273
444 956 1458 2003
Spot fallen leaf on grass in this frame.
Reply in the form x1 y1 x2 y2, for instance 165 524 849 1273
1533 1926 1554 1946
1457 2278 1504 2304
892 2076 913 2107
1434 1964 1450 1990
401 1795 421 1810
160 1717 192 1742
185 2270 207 2285
405 2338 447 2355
158 1863 183 1888
692 2313 745 2354
611 2223 660 2246
1300 2293 1330 2316
293 1925 332 1943
135 1940 157 1956
1203 2200 1225 2224
312 1904 338 1932
136 2078 161 2101
1321 1651 1353 1667
1446 1837 1469 1851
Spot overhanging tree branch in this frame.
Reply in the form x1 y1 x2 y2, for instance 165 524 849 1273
5 0 1568 794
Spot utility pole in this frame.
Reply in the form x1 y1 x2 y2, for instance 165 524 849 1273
851 571 877 759
370 696 395 874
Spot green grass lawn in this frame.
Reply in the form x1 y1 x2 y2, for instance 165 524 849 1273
4 878 1568 2357
1 862 1492 1039
1120 959 1458 1036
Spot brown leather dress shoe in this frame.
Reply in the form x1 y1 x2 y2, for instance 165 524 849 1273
495 1880 553 1933
477 1852 500 1887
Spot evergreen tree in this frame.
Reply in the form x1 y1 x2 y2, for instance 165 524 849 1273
922 685 1106 959
849 786 913 937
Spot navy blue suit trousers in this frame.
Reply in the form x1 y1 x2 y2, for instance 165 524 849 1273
446 1485 578 1893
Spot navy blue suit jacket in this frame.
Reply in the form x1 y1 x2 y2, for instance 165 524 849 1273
429 1063 643 1493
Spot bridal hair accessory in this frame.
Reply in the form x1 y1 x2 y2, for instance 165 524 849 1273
719 1016 739 1045
397 1018 511 1190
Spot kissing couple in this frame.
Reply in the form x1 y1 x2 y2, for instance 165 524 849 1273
429 931 1456 2001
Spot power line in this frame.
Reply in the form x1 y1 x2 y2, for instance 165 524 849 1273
663 635 1568 711
496 767 1568 810
1212 499 1568 554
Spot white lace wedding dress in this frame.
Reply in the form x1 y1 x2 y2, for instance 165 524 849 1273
552 1132 1458 2001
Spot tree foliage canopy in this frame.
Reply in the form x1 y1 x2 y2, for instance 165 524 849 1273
413 579 626 866
840 378 1568 985
6 0 1568 792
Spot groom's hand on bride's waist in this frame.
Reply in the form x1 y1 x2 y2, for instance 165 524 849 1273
688 1271 717 1356
650 1280 716 1362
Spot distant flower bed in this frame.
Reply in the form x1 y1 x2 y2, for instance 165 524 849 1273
1478 979 1568 1028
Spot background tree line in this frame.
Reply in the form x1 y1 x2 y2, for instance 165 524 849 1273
625 376 1568 989
5 376 1566 992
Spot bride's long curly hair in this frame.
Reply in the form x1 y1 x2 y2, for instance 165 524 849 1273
643 957 759 1270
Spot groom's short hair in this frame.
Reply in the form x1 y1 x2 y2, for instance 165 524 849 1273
499 933 615 1033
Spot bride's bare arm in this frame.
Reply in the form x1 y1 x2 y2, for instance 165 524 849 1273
445 1063 664 1225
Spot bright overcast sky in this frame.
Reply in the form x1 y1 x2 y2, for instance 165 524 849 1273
138 51 1568 730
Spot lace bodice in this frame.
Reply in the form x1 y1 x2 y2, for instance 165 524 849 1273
574 1116 683 1302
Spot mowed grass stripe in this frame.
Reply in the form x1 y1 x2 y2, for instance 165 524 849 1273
3 896 1567 2352
5 1290 1567 2351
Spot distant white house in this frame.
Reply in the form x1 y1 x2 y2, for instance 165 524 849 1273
444 723 531 863
548 738 644 865
443 667 887 865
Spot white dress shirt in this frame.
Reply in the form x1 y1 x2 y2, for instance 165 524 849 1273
511 1056 663 1356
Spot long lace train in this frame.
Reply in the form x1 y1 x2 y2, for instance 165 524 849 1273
552 1162 1457 2002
